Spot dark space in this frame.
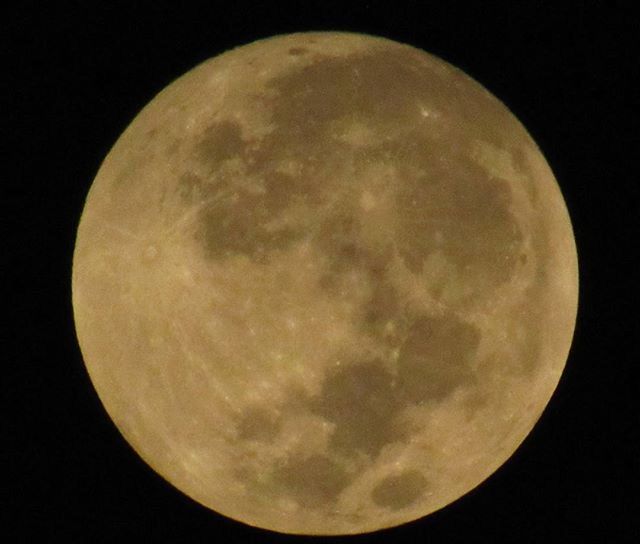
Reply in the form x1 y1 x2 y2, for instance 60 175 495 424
5 1 637 542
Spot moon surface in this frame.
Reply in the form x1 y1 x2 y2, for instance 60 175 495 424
72 32 578 535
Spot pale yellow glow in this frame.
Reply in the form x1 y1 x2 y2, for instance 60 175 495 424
72 31 578 535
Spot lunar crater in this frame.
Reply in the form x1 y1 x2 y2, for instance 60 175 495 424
310 360 405 458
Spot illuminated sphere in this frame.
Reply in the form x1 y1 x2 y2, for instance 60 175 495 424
72 32 579 534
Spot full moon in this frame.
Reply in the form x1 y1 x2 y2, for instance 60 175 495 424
72 32 578 535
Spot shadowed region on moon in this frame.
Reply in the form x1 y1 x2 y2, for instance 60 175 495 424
371 470 429 510
396 315 481 402
394 148 523 284
310 361 404 457
272 454 350 508
288 47 309 56
236 405 282 442
196 120 246 167
314 212 394 296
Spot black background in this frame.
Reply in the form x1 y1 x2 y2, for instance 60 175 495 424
6 1 638 542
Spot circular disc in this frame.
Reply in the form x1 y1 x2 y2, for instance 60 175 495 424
72 31 578 535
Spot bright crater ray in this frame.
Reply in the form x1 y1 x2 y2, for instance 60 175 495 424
72 32 578 535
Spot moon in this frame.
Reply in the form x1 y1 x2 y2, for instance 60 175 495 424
72 31 578 535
